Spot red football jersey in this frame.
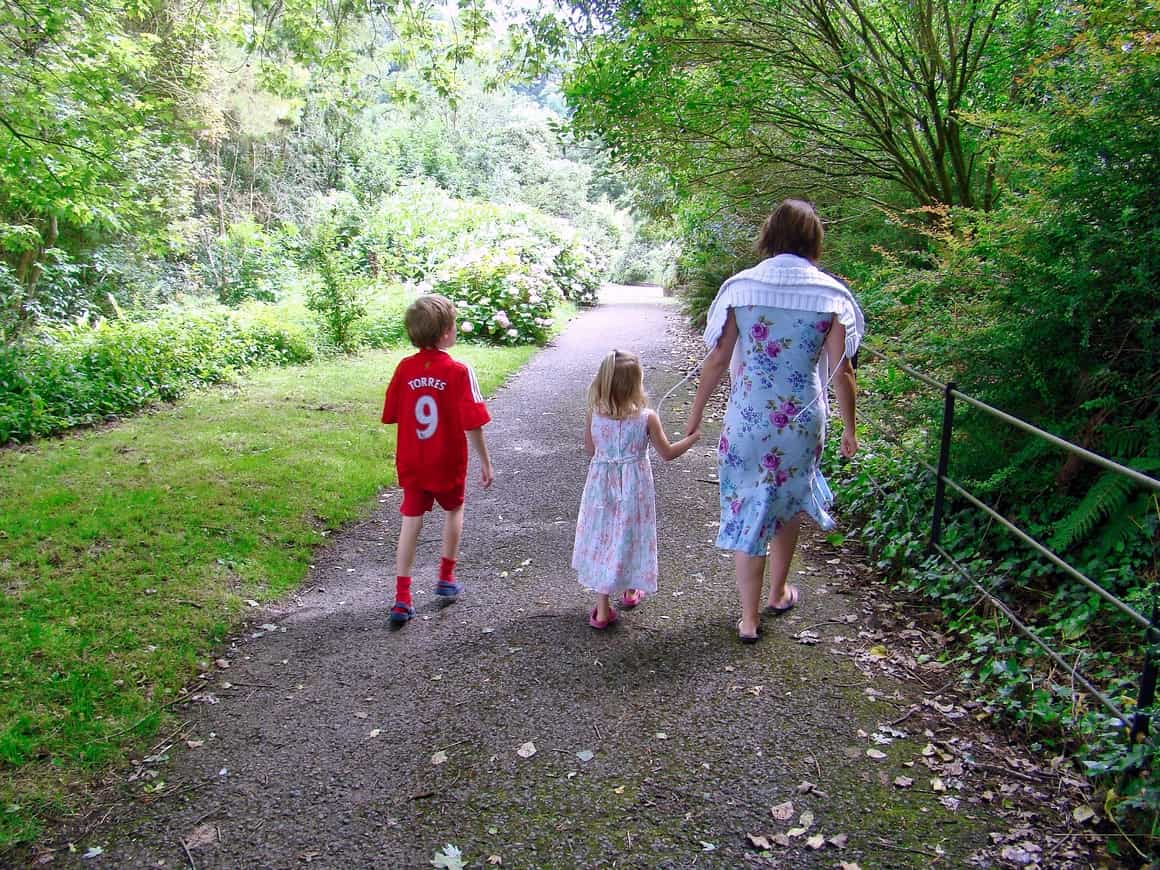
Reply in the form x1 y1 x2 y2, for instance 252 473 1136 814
381 349 491 492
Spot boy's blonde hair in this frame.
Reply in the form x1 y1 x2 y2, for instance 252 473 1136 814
588 350 647 419
405 294 456 349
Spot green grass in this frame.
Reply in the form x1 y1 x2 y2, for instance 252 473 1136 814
0 344 537 848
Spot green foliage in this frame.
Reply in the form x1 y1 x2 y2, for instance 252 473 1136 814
0 307 316 444
206 220 291 305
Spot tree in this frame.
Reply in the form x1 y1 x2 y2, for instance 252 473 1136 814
558 0 1063 210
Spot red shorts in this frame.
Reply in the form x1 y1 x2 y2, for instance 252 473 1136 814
400 483 465 517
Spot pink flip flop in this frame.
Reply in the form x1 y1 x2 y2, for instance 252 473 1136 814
620 589 645 609
589 607 619 630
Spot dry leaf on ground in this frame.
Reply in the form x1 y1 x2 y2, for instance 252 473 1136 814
771 801 795 821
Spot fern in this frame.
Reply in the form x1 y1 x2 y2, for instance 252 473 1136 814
1051 458 1160 553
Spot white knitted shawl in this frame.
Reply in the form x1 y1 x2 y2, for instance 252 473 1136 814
703 254 865 398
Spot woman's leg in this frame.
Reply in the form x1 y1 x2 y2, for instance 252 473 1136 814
735 552 765 637
766 514 802 609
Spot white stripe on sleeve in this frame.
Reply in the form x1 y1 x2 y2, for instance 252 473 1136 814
466 365 484 403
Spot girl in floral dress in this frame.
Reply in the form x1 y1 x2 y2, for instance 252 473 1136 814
572 350 701 629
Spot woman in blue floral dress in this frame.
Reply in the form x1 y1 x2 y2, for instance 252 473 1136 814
685 200 863 643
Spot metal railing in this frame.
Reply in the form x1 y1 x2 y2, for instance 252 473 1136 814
859 345 1160 742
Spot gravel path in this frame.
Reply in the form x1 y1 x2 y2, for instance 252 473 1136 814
49 287 1094 869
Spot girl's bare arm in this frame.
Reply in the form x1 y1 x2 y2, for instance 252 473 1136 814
646 411 700 460
583 410 595 457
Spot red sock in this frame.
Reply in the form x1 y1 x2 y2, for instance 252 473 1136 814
395 576 412 605
439 557 456 582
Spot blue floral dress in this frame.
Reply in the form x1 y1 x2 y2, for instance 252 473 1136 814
716 306 836 555
572 411 659 595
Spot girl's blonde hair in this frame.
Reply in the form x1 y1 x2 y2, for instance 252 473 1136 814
588 350 647 419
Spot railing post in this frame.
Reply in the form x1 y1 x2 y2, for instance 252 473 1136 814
930 382 956 549
1130 601 1159 743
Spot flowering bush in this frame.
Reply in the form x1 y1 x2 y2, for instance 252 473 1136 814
432 247 561 345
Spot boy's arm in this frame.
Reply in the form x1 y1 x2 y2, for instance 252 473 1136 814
645 410 700 461
381 368 402 424
467 428 494 488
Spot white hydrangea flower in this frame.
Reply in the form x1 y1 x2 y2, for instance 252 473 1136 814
506 328 519 338
461 321 474 334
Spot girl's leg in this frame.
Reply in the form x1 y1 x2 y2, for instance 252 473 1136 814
735 553 765 637
594 593 612 623
766 514 802 609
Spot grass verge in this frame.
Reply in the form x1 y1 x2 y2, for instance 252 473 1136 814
0 344 537 849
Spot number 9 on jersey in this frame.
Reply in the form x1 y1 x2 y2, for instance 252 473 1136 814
415 395 439 439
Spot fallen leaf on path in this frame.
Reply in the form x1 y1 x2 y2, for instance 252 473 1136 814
999 844 1038 865
214 658 230 669
805 834 825 849
81 847 104 860
185 740 204 749
431 844 465 870
866 749 887 760
613 785 625 794
183 824 216 849
829 833 849 848
839 863 862 870
796 781 817 794
516 742 537 759
746 834 772 850
487 856 502 865
867 645 889 660
368 729 381 738
576 750 594 762
770 801 795 821
354 712 368 720
931 778 946 792
654 732 669 740
431 751 448 766
893 776 913 788
1072 805 1096 824
773 833 791 847
700 842 716 852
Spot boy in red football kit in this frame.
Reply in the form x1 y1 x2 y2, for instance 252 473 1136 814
381 294 494 625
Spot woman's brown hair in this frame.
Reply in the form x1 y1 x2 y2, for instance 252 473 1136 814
756 199 824 263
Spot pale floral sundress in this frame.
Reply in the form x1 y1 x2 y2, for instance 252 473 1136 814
572 410 659 595
716 306 837 556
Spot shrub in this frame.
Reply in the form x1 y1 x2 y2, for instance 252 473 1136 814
302 212 370 352
0 306 316 443
432 246 561 346
205 219 289 305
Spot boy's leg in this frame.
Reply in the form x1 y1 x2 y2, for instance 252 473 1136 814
434 505 465 598
390 514 424 624
395 514 424 578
